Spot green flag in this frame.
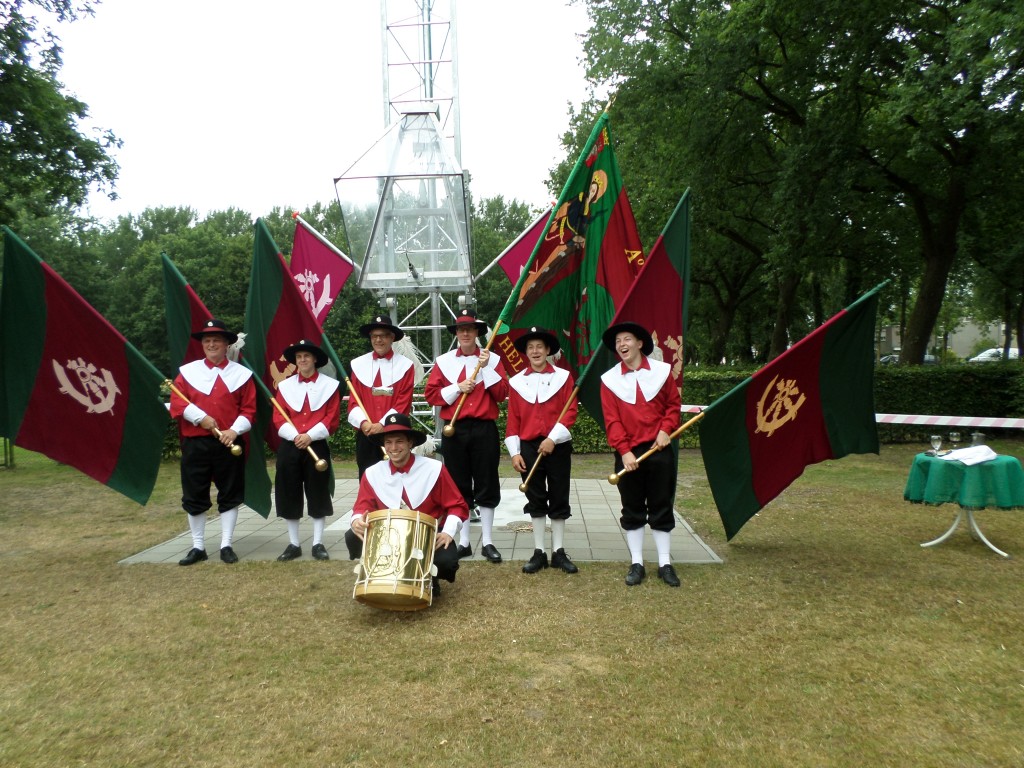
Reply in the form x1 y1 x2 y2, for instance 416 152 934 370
1 228 169 505
699 283 884 539
492 111 645 403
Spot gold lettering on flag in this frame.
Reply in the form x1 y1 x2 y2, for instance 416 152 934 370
755 375 806 437
52 357 121 415
626 249 644 266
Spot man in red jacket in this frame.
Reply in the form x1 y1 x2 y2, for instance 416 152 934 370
600 321 681 587
273 340 341 562
346 414 468 592
169 319 256 566
346 315 415 478
424 309 509 563
505 326 579 574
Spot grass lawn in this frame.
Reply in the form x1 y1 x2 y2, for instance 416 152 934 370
1 441 1022 767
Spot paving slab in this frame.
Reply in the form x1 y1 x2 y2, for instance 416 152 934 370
120 478 722 565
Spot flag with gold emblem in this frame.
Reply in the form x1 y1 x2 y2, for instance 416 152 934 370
492 111 644 380
0 227 169 505
699 283 884 539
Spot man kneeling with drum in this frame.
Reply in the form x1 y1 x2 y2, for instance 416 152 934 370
346 414 467 595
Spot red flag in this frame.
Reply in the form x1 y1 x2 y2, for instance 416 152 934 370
699 284 883 539
289 216 354 326
1 227 169 505
576 191 691 422
496 206 553 284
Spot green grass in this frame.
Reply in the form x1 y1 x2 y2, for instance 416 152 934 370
1 443 1022 767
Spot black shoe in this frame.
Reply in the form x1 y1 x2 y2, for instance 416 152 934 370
481 544 503 564
551 548 579 574
277 544 302 561
220 546 239 564
456 544 473 559
178 548 208 566
625 563 646 586
522 549 548 574
311 543 330 561
658 564 681 587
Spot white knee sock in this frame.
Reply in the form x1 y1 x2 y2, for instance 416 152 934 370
188 513 206 550
311 517 325 546
220 507 238 549
479 506 495 547
532 518 547 551
287 519 301 547
626 527 645 564
458 517 471 548
551 518 566 552
652 529 672 567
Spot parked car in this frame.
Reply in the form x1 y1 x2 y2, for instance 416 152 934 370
878 353 938 365
968 348 1020 363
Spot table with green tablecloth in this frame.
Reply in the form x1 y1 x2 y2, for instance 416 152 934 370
904 453 1024 557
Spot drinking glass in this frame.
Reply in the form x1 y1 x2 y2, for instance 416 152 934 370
929 435 942 455
949 431 961 451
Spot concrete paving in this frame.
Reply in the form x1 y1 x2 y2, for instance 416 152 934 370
120 477 721 566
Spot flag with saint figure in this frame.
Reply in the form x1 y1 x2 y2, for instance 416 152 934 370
699 283 885 540
161 252 213 368
289 215 354 326
576 190 691 424
492 111 645 383
0 227 169 505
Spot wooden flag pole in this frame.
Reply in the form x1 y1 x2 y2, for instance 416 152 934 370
518 385 580 493
607 411 704 485
164 380 243 456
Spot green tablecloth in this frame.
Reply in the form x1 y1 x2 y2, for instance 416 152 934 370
903 454 1024 509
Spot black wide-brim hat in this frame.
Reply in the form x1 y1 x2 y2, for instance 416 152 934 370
445 308 488 336
191 318 238 345
602 321 654 356
375 413 427 447
283 339 329 368
513 326 560 356
359 315 405 341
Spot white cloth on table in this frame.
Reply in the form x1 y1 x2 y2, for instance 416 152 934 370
936 445 998 465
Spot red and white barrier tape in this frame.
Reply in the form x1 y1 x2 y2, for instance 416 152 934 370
681 405 1024 430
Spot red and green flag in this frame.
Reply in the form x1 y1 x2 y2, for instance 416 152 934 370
699 283 884 540
492 111 645 384
576 190 692 424
244 219 344 514
0 227 169 505
161 252 212 368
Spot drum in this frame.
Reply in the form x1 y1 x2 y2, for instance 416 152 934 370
353 508 437 611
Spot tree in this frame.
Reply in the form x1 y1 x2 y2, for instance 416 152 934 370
0 1 120 224
577 0 1024 364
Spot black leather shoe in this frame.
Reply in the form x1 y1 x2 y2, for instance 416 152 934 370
277 544 302 561
522 549 548 574
551 548 579 574
220 546 239 564
658 564 681 587
311 543 329 561
456 544 473 559
625 563 646 586
481 544 503 563
178 548 208 566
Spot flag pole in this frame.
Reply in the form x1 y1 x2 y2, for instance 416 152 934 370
518 386 579 493
607 410 705 485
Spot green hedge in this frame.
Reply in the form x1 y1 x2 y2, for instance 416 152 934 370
160 363 1024 459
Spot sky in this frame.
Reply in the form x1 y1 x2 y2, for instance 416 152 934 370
52 0 595 223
